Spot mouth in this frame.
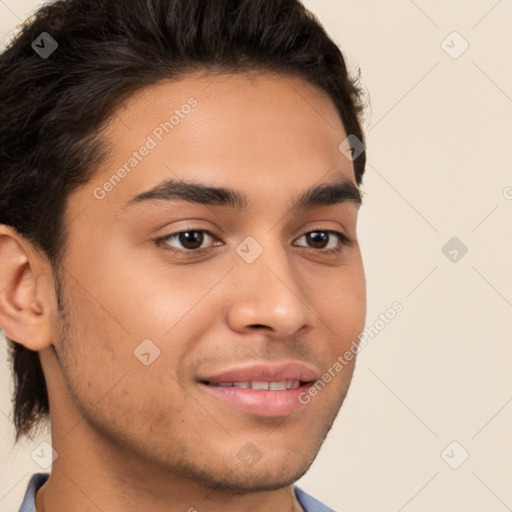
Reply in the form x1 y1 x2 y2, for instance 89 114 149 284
196 362 319 417
198 380 316 417
201 379 306 390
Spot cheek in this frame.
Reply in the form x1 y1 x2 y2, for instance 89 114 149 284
88 242 221 340
55 285 133 408
56 280 193 430
66 230 192 340
309 259 366 345
60 247 220 405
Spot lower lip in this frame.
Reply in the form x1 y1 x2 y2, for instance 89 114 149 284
198 382 313 417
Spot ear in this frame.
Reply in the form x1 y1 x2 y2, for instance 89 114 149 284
0 224 56 351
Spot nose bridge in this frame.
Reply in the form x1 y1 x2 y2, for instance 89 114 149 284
225 234 311 334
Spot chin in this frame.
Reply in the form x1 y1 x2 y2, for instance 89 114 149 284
190 460 313 494
184 441 319 493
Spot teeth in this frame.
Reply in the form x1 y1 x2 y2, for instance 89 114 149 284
251 381 269 390
233 382 250 388
211 380 301 390
287 380 300 389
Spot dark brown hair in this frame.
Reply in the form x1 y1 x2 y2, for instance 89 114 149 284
0 0 367 442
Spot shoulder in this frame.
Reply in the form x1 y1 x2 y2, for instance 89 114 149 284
294 485 338 512
18 473 49 512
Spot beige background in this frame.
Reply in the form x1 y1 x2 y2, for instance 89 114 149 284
1 1 511 510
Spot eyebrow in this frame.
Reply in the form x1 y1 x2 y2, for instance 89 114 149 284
122 175 362 213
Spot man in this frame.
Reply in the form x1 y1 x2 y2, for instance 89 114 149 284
0 0 367 510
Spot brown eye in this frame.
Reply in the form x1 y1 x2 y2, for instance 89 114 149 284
177 231 205 250
305 231 330 249
295 230 343 251
158 230 216 252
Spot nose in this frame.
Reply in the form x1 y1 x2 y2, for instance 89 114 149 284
225 241 313 338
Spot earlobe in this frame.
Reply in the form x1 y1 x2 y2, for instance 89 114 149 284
0 225 55 351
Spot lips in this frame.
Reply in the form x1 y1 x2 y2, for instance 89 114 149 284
198 361 320 385
197 362 320 417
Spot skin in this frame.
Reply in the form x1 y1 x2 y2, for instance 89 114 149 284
0 71 366 512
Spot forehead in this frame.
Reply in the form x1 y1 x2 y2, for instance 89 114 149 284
72 71 356 221
111 70 346 138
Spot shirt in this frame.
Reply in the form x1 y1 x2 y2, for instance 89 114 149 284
18 473 336 512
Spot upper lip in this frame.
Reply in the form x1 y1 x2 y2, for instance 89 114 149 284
198 361 320 384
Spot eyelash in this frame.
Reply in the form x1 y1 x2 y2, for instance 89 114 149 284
155 229 356 257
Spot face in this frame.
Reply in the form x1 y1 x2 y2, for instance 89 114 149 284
48 71 366 491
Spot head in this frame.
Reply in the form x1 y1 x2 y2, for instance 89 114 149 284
0 0 367 492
